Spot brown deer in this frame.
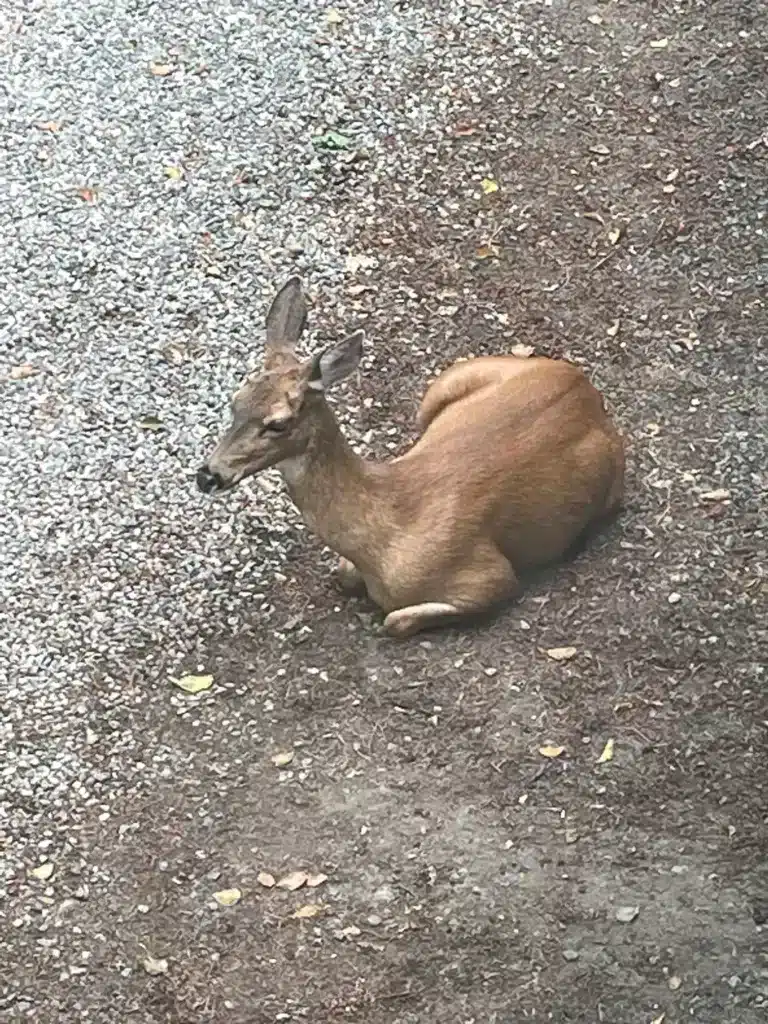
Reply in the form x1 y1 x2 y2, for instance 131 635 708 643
197 277 624 638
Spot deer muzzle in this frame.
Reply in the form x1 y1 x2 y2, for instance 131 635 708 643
196 465 229 494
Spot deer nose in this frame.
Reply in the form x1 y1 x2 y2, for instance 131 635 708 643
196 465 224 493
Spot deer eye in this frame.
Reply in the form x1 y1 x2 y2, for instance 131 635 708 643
261 417 290 436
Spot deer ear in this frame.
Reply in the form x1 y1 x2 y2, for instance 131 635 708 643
265 277 307 350
307 331 364 391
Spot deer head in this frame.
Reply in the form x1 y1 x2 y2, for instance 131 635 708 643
197 277 363 493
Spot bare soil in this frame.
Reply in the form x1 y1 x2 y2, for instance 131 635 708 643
4 2 766 1022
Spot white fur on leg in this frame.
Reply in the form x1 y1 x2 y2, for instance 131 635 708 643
383 602 461 638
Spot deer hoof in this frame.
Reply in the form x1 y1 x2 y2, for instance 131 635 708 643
383 602 461 638
336 557 366 595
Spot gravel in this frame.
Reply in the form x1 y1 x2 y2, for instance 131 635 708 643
0 0 553 884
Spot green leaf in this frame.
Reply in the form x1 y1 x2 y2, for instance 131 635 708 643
172 674 214 694
312 131 351 151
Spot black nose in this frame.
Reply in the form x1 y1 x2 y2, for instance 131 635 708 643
197 465 224 494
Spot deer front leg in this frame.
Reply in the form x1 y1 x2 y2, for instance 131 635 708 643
335 556 367 596
382 555 520 639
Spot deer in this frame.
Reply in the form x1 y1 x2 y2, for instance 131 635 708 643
197 277 624 638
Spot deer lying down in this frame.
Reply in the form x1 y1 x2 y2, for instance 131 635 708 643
197 277 624 638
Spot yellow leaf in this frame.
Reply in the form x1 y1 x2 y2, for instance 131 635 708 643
539 745 565 759
326 7 343 24
271 750 294 768
164 165 183 180
292 903 323 919
172 674 214 694
306 873 328 888
36 120 61 133
257 871 276 888
597 738 615 763
475 244 499 260
277 871 308 891
29 862 55 881
150 61 174 76
651 1015 666 1024
142 956 169 976
213 888 242 906
545 646 578 662
649 38 669 49
607 227 622 245
10 364 39 381
481 177 499 194
510 343 534 358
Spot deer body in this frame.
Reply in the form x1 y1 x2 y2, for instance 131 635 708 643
198 279 624 638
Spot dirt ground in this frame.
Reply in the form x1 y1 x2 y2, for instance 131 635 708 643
4 1 766 1022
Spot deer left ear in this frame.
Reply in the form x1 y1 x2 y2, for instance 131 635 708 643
307 330 364 391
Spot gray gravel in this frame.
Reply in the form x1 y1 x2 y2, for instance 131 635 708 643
0 0 551 882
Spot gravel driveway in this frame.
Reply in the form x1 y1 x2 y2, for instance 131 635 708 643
1 1 766 1022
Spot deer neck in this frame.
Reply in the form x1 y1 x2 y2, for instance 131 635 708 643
277 401 393 563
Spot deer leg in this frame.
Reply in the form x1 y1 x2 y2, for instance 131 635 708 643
383 556 520 639
336 556 367 596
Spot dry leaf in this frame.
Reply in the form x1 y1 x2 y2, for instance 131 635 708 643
345 253 377 274
29 862 55 881
597 738 615 763
510 343 535 358
164 165 183 180
590 144 610 156
649 38 669 49
136 414 164 431
172 674 214 694
325 7 343 25
565 829 579 844
10 363 39 381
587 13 603 25
475 244 499 260
149 61 174 76
700 488 730 503
36 120 61 133
292 903 323 919
277 871 308 891
454 121 479 137
615 905 639 923
306 873 328 889
257 871 276 888
583 211 605 225
77 187 98 203
271 750 294 768
142 956 169 976
607 227 622 245
651 1015 666 1024
539 744 565 759
481 177 499 194
213 888 242 906
606 319 620 338
545 646 578 662
668 975 682 991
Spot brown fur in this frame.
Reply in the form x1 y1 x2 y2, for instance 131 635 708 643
199 279 624 638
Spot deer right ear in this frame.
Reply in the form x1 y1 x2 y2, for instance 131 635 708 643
307 330 364 391
265 277 307 349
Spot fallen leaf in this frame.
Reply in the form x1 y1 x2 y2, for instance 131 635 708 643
606 319 620 338
597 738 615 763
164 165 183 180
172 674 214 694
615 905 639 923
292 903 323 919
213 888 242 907
77 187 98 203
662 184 677 194
668 975 682 991
142 956 169 976
9 363 39 381
651 1015 666 1024
607 227 622 245
565 829 579 844
545 646 578 662
481 177 499 194
312 130 351 151
345 253 377 274
136 414 164 431
511 343 535 358
454 121 479 136
149 61 175 76
700 488 730 503
306 873 328 889
646 422 662 436
539 744 565 759
590 144 610 156
664 168 680 183
475 243 499 260
36 120 61 133
271 750 294 768
587 13 603 25
257 871 276 888
29 862 55 881
649 38 669 49
325 7 344 25
583 211 605 225
277 871 309 892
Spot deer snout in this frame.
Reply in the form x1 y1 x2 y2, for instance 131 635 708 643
196 465 227 494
